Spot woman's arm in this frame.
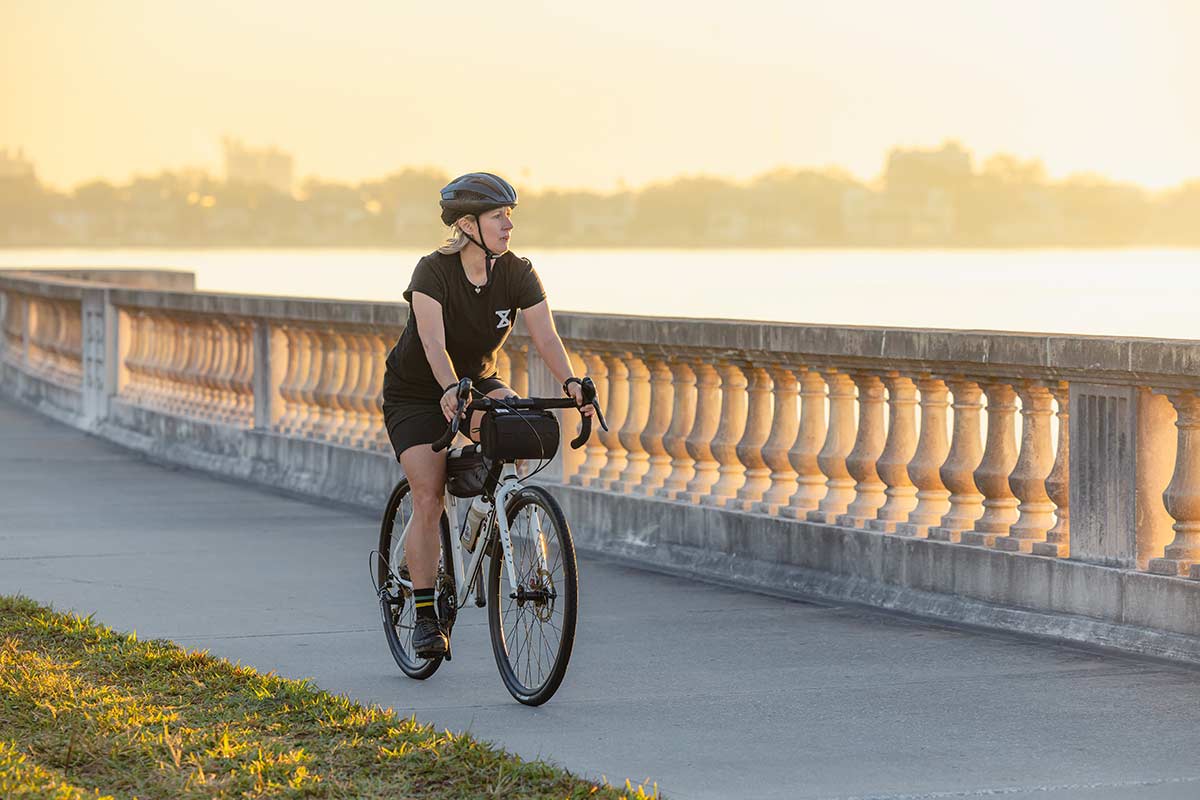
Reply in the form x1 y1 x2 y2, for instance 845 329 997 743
411 292 461 420
522 300 594 414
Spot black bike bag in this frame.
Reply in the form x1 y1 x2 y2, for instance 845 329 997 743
480 408 560 461
445 444 488 498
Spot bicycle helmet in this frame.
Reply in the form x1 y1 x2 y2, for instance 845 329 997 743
439 172 518 226
439 172 518 288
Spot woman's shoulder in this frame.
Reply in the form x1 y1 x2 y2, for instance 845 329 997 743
498 250 534 271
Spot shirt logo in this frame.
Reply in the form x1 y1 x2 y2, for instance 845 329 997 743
495 309 512 329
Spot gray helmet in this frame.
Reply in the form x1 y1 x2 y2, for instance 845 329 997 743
439 172 518 226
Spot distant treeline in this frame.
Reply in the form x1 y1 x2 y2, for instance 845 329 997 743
2 143 1199 247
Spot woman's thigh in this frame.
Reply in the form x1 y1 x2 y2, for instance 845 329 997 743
469 382 518 441
399 443 447 514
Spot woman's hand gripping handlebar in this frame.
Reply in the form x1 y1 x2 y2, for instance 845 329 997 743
430 377 607 453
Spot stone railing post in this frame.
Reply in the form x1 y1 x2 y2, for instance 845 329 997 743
570 348 609 487
780 369 828 519
754 364 800 514
614 350 652 492
253 321 286 431
80 288 116 426
868 374 919 533
933 379 985 544
1068 384 1176 569
595 350 630 488
807 371 856 524
996 382 1057 552
655 356 697 499
1033 383 1071 557
678 359 722 503
701 360 749 507
1149 391 1200 576
637 353 675 495
961 383 1019 547
897 377 951 537
732 364 774 511
836 373 887 528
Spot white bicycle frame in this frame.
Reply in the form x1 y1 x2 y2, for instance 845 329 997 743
389 460 550 608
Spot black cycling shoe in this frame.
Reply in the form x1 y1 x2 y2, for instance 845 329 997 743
412 617 447 659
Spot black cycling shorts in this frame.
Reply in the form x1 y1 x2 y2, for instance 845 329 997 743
383 376 511 462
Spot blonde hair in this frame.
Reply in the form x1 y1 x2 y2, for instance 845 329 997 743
437 222 471 255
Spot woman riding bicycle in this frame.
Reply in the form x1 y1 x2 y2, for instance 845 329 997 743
381 172 593 659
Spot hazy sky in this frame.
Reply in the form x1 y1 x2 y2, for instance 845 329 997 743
2 0 1197 192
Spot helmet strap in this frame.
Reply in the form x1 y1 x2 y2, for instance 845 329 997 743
460 214 496 289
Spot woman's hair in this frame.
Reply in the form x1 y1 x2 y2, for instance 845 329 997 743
437 220 471 255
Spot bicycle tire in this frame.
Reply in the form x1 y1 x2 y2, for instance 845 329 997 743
377 478 454 680
486 485 578 705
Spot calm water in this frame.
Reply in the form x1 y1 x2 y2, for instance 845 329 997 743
2 247 1197 340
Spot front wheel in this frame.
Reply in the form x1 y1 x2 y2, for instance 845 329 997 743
487 485 578 706
377 478 454 680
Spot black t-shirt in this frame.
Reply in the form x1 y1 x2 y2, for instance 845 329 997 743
382 250 546 403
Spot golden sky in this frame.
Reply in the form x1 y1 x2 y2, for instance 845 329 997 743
2 0 1197 192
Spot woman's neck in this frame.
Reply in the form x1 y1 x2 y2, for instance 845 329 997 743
459 245 489 284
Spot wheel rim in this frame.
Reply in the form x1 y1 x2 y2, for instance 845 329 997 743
497 501 568 694
383 488 434 670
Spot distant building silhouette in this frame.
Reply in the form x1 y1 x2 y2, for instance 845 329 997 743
222 137 293 194
0 148 36 180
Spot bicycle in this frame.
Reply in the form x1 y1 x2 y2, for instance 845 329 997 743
371 376 606 706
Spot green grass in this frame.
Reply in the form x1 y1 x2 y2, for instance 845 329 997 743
0 595 660 799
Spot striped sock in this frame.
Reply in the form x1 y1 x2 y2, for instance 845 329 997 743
413 587 437 621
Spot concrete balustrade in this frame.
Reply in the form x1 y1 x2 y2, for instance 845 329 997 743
6 268 1200 664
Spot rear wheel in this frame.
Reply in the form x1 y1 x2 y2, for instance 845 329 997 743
487 485 578 705
377 479 455 679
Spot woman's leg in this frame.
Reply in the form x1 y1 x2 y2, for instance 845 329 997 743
399 443 447 589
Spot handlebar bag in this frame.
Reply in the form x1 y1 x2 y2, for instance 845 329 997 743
480 408 561 460
445 444 487 498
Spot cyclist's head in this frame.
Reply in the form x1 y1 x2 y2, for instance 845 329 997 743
438 172 517 259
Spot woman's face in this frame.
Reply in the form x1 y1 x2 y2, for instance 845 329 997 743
463 207 514 253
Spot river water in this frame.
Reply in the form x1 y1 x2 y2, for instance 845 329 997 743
2 247 1197 340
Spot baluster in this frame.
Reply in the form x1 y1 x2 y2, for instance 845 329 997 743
754 364 800 514
341 331 370 446
509 342 529 397
370 333 394 452
614 351 652 492
637 354 674 494
836 374 887 528
1032 383 1070 557
733 364 775 510
212 320 236 421
571 348 609 486
495 348 511 387
807 371 856 524
655 355 697 499
929 380 986 542
561 348 591 480
596 351 630 488
276 327 304 433
996 382 1056 551
231 321 255 425
961 382 1020 547
167 318 193 415
868 375 920 533
319 328 348 440
678 360 722 503
327 329 355 443
1149 392 1200 576
701 360 748 507
296 328 326 438
897 377 951 537
779 369 828 518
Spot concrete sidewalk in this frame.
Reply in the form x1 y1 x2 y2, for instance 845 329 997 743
2 396 1198 800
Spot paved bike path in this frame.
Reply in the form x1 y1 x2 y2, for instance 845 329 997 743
3 397 1199 800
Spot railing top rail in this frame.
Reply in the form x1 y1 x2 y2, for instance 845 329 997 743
0 271 90 301
3 269 1198 388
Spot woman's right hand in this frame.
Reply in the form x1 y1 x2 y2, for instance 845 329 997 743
440 384 459 422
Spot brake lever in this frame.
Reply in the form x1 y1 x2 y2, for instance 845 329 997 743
591 399 608 431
